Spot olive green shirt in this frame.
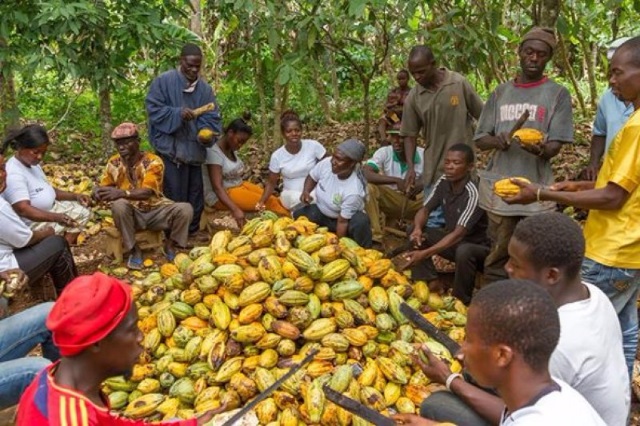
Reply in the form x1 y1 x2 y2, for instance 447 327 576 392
400 68 484 187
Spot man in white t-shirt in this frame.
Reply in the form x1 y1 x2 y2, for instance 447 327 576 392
364 126 424 241
394 279 605 426
411 212 628 426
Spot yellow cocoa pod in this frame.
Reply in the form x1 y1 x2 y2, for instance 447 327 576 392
493 177 531 197
197 128 216 144
160 263 179 278
238 303 264 324
513 128 544 146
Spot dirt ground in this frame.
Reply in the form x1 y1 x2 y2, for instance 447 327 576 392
2 210 639 425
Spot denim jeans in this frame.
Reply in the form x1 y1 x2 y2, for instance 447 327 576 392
0 302 59 409
582 257 640 379
293 205 372 248
423 185 445 228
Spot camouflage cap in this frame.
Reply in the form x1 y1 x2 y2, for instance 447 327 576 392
111 122 139 140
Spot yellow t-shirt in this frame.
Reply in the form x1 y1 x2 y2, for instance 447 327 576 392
584 109 640 268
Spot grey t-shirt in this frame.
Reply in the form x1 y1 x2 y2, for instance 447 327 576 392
474 78 573 216
202 144 244 206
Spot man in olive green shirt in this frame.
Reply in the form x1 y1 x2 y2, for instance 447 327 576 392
401 45 484 226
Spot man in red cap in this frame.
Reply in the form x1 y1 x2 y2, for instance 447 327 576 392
16 272 225 425
93 122 193 269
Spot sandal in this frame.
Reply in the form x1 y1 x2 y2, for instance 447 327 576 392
127 254 143 270
164 248 176 262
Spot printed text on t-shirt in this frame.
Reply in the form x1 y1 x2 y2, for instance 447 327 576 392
500 103 547 123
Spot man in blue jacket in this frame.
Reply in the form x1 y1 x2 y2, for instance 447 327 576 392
145 43 222 238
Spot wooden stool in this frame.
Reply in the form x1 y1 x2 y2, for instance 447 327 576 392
104 227 164 263
199 205 217 233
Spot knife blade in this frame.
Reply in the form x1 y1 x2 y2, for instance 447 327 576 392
220 348 319 426
399 302 461 355
323 385 396 426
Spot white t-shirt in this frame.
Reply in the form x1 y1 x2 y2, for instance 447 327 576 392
550 282 629 426
269 140 325 192
500 379 605 426
3 156 57 222
202 144 245 206
309 158 365 220
365 146 425 187
0 196 33 271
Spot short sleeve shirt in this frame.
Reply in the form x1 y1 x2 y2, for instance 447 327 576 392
423 175 488 245
475 77 574 216
583 109 640 269
3 156 57 221
0 197 33 271
400 69 484 188
99 152 172 211
309 158 365 219
205 144 244 188
366 147 425 187
269 140 325 192
592 88 634 152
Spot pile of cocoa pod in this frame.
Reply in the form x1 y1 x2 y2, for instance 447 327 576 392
102 212 467 424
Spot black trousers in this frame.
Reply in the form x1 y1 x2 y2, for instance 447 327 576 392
14 235 77 295
410 227 489 305
293 205 372 248
160 154 204 234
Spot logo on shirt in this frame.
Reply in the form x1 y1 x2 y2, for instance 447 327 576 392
450 95 459 106
332 194 343 207
499 104 546 123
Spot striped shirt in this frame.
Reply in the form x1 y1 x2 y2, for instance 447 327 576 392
424 175 488 245
17 362 196 426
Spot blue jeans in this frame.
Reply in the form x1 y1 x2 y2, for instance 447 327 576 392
423 185 445 228
0 302 59 409
582 257 640 379
421 391 491 426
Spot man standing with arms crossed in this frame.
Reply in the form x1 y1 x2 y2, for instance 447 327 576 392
146 43 222 239
401 45 483 226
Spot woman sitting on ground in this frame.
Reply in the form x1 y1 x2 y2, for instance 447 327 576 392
0 154 77 299
1 125 91 245
294 139 372 248
257 110 326 211
203 114 289 228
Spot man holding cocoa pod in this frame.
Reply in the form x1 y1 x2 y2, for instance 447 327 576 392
502 36 640 381
474 27 574 283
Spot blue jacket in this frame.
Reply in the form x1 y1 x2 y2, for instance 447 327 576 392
145 69 222 165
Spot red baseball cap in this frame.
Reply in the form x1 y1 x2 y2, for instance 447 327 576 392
47 273 133 357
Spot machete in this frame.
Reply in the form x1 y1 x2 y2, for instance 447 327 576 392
399 302 461 355
323 385 395 426
220 348 319 426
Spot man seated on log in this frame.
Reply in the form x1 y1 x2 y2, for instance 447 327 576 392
364 123 424 243
394 279 606 426
0 299 59 411
400 144 490 305
16 273 227 425
406 213 628 426
92 122 193 269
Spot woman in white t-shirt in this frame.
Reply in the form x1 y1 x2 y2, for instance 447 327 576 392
0 153 77 298
257 110 326 211
294 139 372 248
1 125 91 245
202 115 289 228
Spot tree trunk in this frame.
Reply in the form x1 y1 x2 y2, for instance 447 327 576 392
328 51 342 117
539 0 560 27
362 77 371 146
312 66 335 124
190 0 202 37
557 35 587 115
583 41 598 109
0 68 19 136
255 57 269 148
99 85 113 157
